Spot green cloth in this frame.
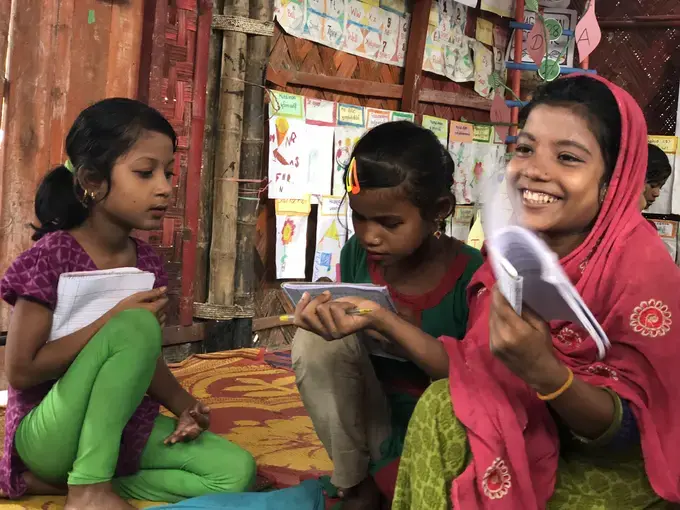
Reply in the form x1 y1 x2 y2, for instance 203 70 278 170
393 380 669 510
338 235 483 481
15 309 256 503
339 235 483 340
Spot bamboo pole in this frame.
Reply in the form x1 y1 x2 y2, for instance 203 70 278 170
230 0 273 345
208 0 248 307
195 0 225 303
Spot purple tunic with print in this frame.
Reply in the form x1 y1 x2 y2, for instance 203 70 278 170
0 231 168 498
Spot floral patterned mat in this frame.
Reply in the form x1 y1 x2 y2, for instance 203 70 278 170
0 348 333 509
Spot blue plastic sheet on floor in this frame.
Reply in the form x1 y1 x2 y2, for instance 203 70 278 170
151 479 325 510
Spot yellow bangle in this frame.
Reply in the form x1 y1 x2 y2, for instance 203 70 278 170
537 367 574 401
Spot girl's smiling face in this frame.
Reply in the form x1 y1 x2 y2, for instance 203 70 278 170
507 105 606 247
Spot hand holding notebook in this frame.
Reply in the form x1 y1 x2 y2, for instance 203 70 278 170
487 226 611 360
49 268 159 341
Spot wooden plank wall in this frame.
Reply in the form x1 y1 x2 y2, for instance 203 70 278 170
138 0 212 327
0 0 145 330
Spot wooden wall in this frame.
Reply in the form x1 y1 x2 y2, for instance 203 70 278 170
0 0 145 329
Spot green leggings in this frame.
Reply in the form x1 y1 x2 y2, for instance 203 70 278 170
15 309 256 503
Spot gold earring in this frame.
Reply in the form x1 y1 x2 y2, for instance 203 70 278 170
433 230 442 239
81 190 96 207
599 185 608 205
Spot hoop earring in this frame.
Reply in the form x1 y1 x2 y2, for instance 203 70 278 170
81 190 96 207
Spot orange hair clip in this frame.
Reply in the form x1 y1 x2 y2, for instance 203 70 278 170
347 157 360 195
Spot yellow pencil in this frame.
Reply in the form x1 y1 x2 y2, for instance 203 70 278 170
279 308 373 323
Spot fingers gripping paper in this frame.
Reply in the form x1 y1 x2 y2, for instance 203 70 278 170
50 268 156 341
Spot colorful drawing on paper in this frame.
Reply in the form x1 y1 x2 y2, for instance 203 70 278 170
333 126 366 195
276 214 309 279
268 116 309 199
313 196 350 281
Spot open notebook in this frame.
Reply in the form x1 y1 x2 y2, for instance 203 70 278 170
281 282 406 361
488 226 611 360
49 268 156 341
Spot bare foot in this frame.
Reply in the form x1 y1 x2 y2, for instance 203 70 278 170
64 482 135 510
339 477 382 510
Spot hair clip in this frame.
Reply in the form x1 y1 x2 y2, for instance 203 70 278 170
64 159 75 174
348 157 360 195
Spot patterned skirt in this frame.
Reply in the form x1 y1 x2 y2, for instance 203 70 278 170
392 379 670 510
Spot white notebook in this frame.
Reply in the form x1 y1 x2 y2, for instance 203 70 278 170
281 282 406 360
281 282 398 313
49 268 156 341
488 226 611 360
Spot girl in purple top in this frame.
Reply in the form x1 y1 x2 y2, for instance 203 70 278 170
0 99 255 509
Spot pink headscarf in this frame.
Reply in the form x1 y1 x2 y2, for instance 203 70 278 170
443 74 680 507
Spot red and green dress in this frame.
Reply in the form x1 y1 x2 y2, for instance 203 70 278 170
339 235 483 499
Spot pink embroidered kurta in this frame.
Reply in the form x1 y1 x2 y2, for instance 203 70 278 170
0 231 167 498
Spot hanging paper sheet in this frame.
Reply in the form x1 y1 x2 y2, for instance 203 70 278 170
275 0 410 68
313 196 348 281
449 136 507 205
268 116 309 199
422 115 449 146
275 199 311 279
480 0 513 18
473 42 494 98
424 2 475 83
506 8 577 68
333 104 366 196
366 108 392 128
646 218 678 264
391 111 415 122
268 115 334 199
450 205 475 241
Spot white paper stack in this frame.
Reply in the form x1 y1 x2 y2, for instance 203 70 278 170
50 268 156 341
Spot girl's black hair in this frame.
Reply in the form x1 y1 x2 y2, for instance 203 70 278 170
32 98 177 241
647 143 672 185
519 75 621 183
345 121 455 223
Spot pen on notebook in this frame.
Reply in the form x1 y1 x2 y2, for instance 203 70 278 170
279 308 373 323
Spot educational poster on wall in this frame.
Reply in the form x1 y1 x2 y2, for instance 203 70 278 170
333 104 366 196
268 116 310 199
473 41 494 98
449 205 475 242
422 115 449 146
647 218 678 263
313 196 348 281
275 199 311 279
276 0 483 85
647 135 678 215
424 1 476 83
275 0 410 68
449 121 507 205
506 8 577 68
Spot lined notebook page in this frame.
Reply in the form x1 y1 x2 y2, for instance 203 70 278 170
281 282 397 313
49 268 156 341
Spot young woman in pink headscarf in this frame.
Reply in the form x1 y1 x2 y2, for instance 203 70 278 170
299 75 680 509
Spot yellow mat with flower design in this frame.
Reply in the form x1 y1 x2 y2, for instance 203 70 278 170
0 348 333 509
